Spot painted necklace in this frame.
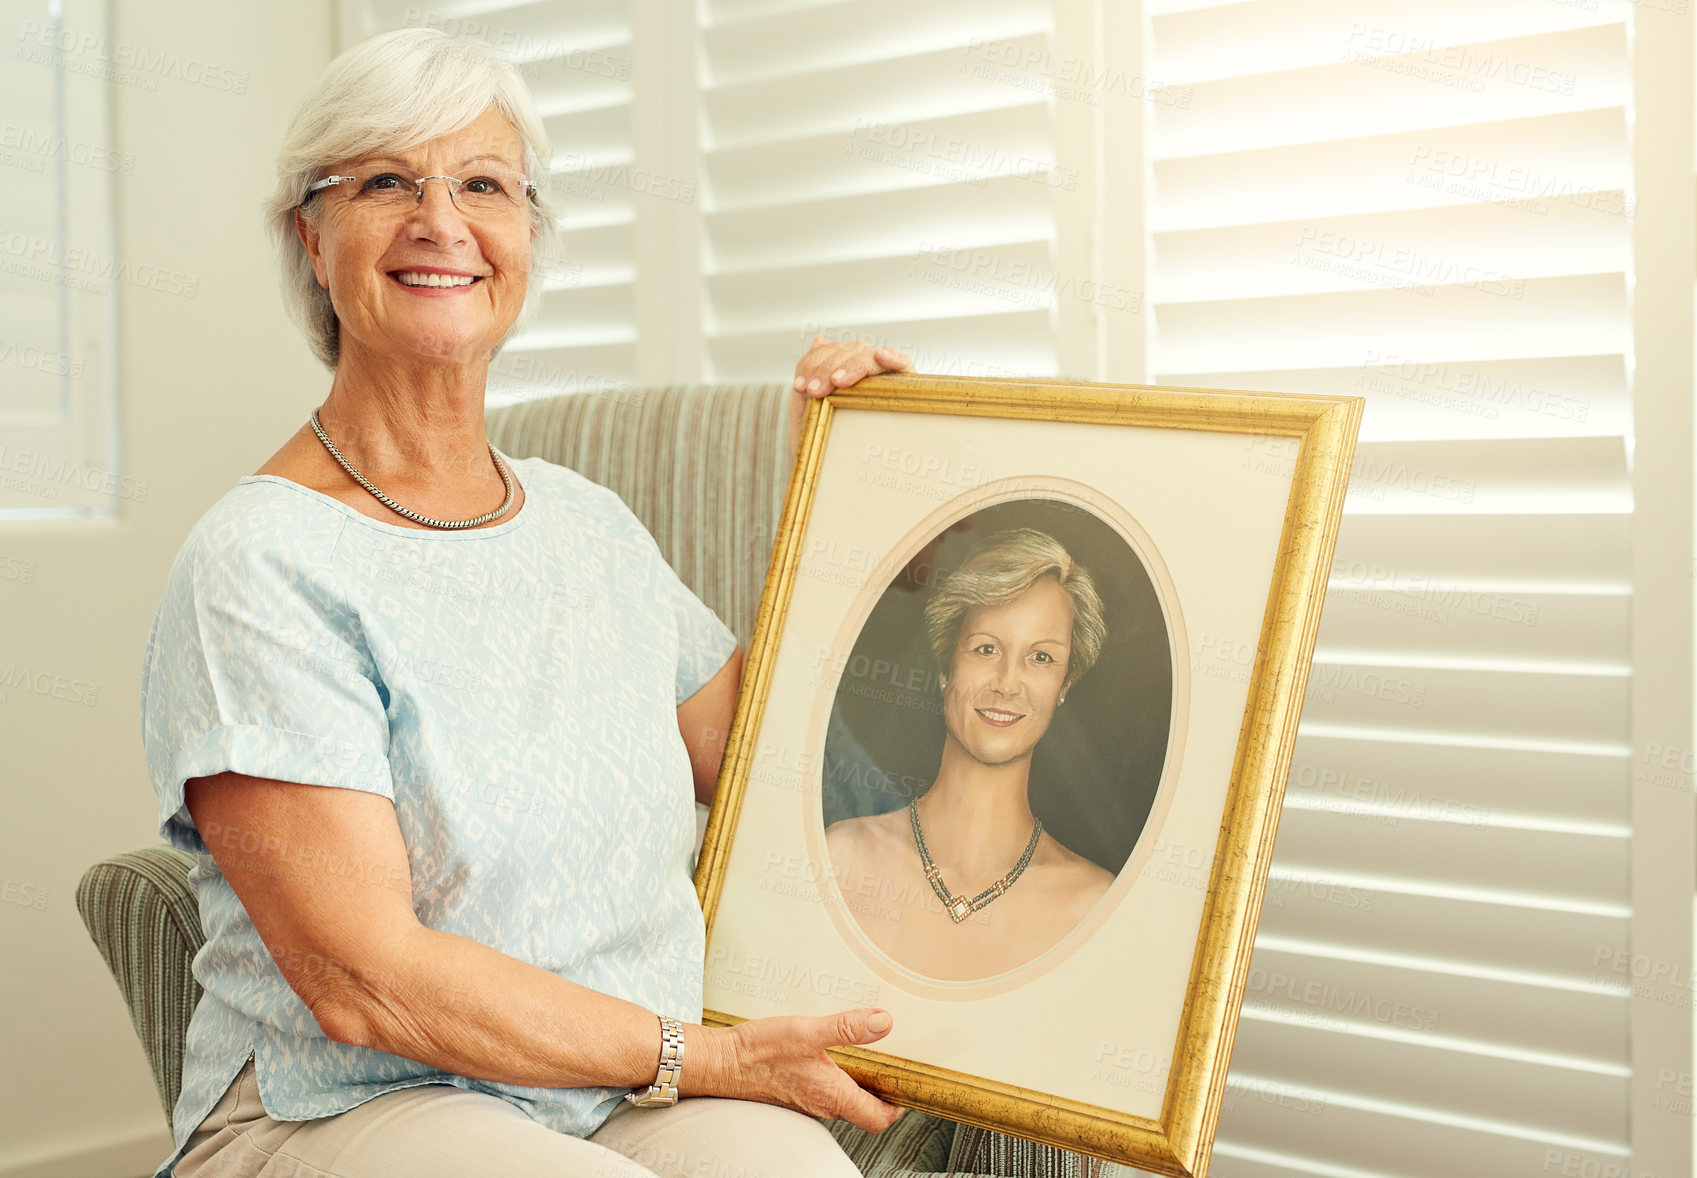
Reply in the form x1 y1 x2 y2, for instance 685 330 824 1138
909 797 1043 923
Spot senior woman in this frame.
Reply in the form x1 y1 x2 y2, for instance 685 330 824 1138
825 528 1113 981
139 28 915 1178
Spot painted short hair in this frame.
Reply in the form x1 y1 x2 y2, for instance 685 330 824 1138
262 28 562 369
922 527 1107 691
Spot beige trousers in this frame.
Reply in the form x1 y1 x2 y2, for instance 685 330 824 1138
173 1060 864 1178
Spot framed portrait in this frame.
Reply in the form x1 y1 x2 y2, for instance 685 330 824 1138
693 374 1362 1177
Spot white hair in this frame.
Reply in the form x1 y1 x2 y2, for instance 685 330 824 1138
263 28 562 369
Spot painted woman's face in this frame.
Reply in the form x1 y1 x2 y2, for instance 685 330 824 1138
941 576 1074 768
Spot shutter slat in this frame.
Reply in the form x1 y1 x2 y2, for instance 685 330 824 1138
542 104 632 170
708 176 1050 272
1152 108 1630 233
1298 661 1626 746
1246 942 1626 1062
704 103 1055 211
551 223 637 287
1289 733 1626 827
1331 513 1629 588
1260 876 1625 977
705 0 1047 86
523 43 631 115
1154 274 1628 375
1155 197 1628 305
1314 587 1626 665
519 282 635 348
1213 1112 1623 1178
1157 25 1628 160
705 37 1046 150
1177 355 1625 443
707 309 1056 382
708 241 1054 335
363 0 629 57
1227 1022 1626 1170
1271 807 1626 907
1339 436 1629 515
1153 0 1623 85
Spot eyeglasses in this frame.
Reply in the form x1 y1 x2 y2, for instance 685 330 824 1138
302 164 538 219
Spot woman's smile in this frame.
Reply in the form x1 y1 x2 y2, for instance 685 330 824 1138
973 706 1026 728
388 266 488 295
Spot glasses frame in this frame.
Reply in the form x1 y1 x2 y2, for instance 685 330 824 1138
301 167 540 215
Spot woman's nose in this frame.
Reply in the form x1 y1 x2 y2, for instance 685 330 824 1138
405 179 471 243
987 657 1020 695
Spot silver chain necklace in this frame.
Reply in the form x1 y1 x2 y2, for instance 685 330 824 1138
909 797 1043 923
309 408 514 530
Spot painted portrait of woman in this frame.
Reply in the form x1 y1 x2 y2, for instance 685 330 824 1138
822 505 1170 981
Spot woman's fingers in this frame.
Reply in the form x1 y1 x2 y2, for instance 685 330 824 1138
832 1078 904 1133
815 1009 902 1131
792 338 913 396
872 346 913 372
821 1007 893 1047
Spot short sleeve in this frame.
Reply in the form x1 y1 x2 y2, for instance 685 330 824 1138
139 524 393 855
657 552 739 705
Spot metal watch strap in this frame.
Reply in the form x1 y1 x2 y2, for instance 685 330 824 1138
623 1014 685 1108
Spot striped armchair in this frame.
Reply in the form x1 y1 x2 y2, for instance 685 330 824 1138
79 382 1125 1178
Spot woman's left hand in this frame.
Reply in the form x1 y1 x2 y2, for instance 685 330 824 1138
789 335 914 457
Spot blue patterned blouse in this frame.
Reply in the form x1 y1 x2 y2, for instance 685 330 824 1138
138 452 739 1177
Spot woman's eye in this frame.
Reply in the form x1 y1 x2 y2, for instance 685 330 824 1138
973 642 997 656
462 176 502 195
362 173 407 192
1033 651 1054 664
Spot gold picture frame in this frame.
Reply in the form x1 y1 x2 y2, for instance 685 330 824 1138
694 373 1362 1177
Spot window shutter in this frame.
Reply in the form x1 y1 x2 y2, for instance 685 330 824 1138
700 0 1066 381
1147 4 1634 1175
0 0 122 518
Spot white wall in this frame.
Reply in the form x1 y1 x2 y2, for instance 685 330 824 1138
0 2 334 1174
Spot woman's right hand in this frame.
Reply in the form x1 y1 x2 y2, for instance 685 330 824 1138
693 1008 903 1133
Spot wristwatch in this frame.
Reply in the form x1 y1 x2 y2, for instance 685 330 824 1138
624 1014 685 1108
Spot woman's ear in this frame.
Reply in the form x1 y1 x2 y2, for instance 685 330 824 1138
294 207 329 290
